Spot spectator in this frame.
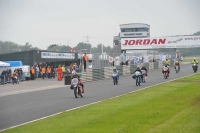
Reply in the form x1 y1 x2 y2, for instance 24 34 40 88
41 66 46 79
57 65 62 81
36 65 40 78
5 69 8 83
1 69 6 84
11 72 19 84
51 66 55 78
62 65 66 78
18 68 23 81
47 66 51 79
8 69 12 82
30 67 35 80
83 53 88 72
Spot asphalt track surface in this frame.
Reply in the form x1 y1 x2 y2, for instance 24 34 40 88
0 64 195 131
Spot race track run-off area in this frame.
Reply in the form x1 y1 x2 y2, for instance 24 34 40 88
0 64 197 131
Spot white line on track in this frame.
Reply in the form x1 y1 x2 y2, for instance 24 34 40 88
0 72 198 132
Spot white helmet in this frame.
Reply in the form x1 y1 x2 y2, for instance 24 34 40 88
194 58 196 60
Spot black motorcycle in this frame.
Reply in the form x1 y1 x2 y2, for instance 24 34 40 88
192 64 198 73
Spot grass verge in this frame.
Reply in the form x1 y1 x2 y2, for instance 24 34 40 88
1 73 200 133
182 57 200 63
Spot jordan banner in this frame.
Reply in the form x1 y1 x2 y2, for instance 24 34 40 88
121 36 200 50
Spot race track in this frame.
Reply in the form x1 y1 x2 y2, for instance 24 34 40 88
0 64 195 130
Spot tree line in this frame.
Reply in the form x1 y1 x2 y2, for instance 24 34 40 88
0 41 112 54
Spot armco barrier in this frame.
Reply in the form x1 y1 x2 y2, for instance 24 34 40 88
99 68 104 80
153 62 159 69
92 68 100 81
82 69 93 82
159 61 163 68
116 66 123 76
149 62 154 71
92 68 104 81
104 67 113 79
130 64 137 74
123 66 130 75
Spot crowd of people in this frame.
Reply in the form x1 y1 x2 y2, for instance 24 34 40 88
0 62 81 85
0 68 24 84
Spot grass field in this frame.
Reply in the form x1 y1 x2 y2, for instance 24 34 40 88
182 57 200 63
1 73 200 133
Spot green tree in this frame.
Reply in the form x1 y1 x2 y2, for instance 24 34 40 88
75 42 92 52
91 44 111 53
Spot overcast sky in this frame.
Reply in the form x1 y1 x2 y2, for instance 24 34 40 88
0 0 200 50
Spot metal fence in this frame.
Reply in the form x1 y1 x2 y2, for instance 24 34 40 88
81 52 176 70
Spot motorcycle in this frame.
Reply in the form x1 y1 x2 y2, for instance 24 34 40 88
175 65 179 73
134 71 142 86
71 78 83 98
162 66 169 79
192 64 198 73
111 72 118 85
141 70 147 83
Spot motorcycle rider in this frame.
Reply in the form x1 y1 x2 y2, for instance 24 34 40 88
141 65 148 76
192 58 199 69
70 71 84 93
174 60 180 71
113 67 119 79
164 58 170 73
133 67 143 80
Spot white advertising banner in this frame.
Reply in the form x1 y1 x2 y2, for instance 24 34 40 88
41 52 75 59
121 36 200 50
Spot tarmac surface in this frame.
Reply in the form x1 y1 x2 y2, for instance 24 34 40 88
0 63 195 131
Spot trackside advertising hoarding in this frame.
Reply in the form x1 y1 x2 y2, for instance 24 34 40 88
121 36 200 50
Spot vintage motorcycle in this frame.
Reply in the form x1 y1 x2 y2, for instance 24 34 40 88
141 70 147 83
162 66 169 79
133 71 142 86
192 63 198 73
175 65 180 73
71 78 83 98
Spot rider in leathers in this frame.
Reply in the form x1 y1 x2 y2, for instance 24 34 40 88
70 72 84 93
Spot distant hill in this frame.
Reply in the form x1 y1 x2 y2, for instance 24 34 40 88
193 31 200 35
